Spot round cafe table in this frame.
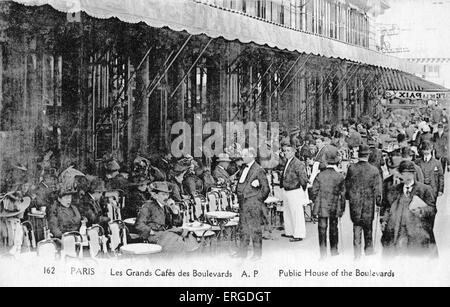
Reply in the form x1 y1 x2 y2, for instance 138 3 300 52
204 211 238 241
264 196 283 229
123 218 136 227
182 222 213 245
120 243 162 257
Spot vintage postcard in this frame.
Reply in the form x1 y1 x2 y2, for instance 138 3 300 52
0 0 449 290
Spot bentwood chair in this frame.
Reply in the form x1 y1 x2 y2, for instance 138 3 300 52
86 225 107 258
108 220 127 254
61 231 84 259
37 238 61 259
21 221 36 252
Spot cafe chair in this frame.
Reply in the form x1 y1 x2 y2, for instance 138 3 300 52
193 195 207 221
194 229 216 252
218 189 231 211
206 191 220 212
61 232 84 259
108 220 127 253
87 225 107 258
21 221 36 252
37 238 61 259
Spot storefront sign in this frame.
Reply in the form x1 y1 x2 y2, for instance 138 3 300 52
385 90 450 100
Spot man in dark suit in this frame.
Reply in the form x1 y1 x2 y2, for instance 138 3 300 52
213 153 233 187
281 142 309 242
345 144 383 259
310 146 346 258
135 182 198 253
432 123 449 172
235 148 270 260
382 161 437 257
415 141 444 204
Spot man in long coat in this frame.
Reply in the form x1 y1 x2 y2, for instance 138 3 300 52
311 146 346 258
345 145 383 259
235 148 270 260
382 161 437 257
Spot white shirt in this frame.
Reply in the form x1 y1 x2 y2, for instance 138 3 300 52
424 155 432 163
283 157 294 178
404 183 414 197
239 160 256 184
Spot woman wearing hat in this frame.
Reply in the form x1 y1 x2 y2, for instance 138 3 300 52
168 161 190 202
135 182 198 253
46 188 82 239
382 161 437 257
0 193 32 249
122 176 150 220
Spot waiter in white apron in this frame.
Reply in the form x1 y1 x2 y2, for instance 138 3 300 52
281 142 309 242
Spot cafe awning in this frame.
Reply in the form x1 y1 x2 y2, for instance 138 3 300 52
6 0 422 74
383 70 449 101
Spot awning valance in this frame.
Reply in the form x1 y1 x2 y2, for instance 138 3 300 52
6 0 421 74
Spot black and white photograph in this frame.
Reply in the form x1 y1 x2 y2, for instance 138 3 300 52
0 0 449 289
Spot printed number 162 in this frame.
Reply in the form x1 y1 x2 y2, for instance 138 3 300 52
44 267 55 275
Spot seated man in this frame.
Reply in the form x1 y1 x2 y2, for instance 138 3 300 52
213 153 234 186
134 182 198 253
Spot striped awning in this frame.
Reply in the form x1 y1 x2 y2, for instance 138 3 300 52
4 0 422 74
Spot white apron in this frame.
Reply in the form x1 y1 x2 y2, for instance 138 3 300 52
283 188 308 239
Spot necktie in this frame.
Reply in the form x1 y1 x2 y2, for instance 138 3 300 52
405 187 412 197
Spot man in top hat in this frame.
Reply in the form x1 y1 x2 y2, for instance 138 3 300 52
381 161 437 257
135 182 198 253
280 141 309 242
432 123 449 172
122 176 151 220
415 141 444 204
46 187 82 239
235 148 270 260
345 144 383 259
213 153 234 187
310 146 346 258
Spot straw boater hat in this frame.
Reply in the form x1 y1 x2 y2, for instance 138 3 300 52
149 182 173 194
217 153 232 162
0 194 32 218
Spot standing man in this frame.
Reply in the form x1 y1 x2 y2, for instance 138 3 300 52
368 140 385 179
235 148 270 260
310 147 346 258
381 161 437 257
280 142 309 242
433 123 449 172
345 144 383 259
416 141 444 204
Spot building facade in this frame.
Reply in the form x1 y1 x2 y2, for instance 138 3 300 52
0 0 421 189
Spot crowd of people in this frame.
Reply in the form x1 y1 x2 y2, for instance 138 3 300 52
0 106 448 260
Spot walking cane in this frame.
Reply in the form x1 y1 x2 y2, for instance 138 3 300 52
338 217 343 253
373 208 380 253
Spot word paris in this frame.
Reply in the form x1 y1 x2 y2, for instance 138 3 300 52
170 115 280 158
